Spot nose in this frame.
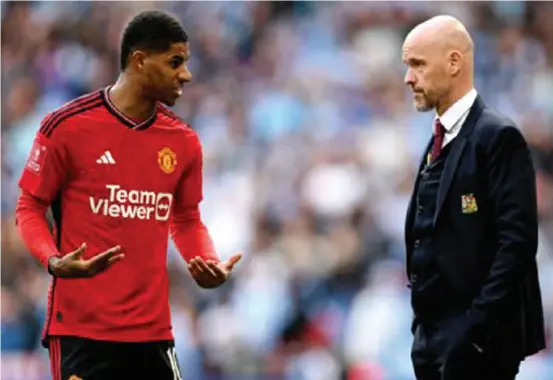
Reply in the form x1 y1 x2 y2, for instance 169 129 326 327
404 68 415 86
178 67 192 84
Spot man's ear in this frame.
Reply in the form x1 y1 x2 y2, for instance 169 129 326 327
129 50 147 71
448 50 463 76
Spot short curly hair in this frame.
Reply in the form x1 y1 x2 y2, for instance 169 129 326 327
120 10 188 71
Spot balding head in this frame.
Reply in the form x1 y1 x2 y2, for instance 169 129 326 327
407 15 474 55
402 15 475 114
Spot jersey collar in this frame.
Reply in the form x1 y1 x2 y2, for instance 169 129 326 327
101 86 157 130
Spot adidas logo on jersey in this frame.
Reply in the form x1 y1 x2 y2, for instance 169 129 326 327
96 151 116 164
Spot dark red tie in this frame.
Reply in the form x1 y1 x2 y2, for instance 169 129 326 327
430 119 446 163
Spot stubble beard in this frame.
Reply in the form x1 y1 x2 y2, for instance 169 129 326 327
414 93 434 112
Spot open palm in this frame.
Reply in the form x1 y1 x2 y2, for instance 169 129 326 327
187 254 242 288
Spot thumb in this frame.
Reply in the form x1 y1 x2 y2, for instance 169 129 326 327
226 253 242 269
68 243 87 260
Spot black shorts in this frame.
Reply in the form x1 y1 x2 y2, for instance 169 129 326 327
48 336 182 380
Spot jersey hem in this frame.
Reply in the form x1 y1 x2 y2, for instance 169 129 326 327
44 326 174 345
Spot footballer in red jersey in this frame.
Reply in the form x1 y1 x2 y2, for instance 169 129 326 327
15 10 241 380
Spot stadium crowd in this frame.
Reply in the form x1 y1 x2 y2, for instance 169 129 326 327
2 1 553 379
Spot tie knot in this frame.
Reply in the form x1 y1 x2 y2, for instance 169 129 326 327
434 119 446 137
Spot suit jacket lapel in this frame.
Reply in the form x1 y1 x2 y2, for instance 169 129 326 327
432 96 485 226
405 136 433 244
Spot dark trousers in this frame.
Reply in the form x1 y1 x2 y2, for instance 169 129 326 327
411 314 521 380
49 336 182 380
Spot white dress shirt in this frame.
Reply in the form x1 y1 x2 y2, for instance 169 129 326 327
435 88 478 147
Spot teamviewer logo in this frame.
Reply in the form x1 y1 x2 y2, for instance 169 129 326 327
90 185 173 221
155 193 173 221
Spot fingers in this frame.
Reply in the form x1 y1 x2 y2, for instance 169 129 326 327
189 257 216 277
188 257 204 277
84 246 123 275
107 254 125 266
88 245 122 264
188 257 226 288
188 257 207 282
188 258 205 281
67 243 87 260
226 253 243 270
196 257 217 277
209 253 243 274
206 261 227 278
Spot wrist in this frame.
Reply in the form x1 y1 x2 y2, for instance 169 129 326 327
47 256 61 276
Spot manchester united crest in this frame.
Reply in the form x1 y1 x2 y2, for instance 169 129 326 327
158 147 177 174
461 193 478 214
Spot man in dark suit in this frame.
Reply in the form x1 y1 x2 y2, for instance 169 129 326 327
402 15 546 380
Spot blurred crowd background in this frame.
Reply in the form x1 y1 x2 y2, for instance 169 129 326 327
2 1 553 379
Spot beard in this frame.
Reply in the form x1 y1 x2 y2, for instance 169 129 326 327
413 91 435 112
415 102 433 112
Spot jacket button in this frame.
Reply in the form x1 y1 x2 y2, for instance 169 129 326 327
414 240 420 248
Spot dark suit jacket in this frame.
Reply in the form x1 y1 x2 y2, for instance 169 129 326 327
405 96 546 358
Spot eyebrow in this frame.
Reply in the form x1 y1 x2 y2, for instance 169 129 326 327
404 56 425 64
170 55 189 62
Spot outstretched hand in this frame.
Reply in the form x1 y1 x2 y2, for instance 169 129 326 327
188 254 242 289
48 243 125 278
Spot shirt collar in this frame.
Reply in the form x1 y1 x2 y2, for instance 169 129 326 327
435 88 478 132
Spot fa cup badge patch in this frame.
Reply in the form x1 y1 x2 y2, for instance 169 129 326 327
26 140 47 174
461 193 478 214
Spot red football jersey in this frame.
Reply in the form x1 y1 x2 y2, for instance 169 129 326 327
18 88 211 343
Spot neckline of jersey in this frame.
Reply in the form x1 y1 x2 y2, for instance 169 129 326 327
101 86 157 131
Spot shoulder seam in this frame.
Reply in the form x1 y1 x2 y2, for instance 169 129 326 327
158 104 187 126
40 92 103 137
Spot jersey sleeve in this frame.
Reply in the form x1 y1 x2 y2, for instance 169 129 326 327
175 130 204 208
18 116 70 203
169 131 218 263
16 115 70 269
16 192 61 269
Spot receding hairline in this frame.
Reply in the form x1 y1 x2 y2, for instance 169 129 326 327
403 15 474 55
